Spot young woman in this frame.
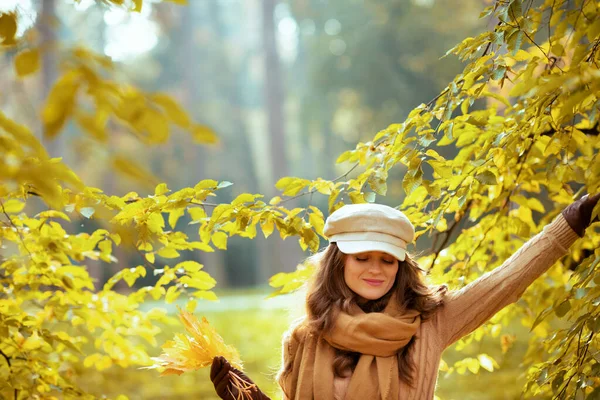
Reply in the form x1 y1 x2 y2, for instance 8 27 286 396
210 193 600 400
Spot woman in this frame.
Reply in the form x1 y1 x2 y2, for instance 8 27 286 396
210 193 600 400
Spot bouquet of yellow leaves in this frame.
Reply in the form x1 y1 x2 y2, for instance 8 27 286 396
148 306 257 399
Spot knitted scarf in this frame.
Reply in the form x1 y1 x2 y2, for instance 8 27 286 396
281 295 421 399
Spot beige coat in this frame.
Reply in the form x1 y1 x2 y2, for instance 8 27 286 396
281 214 579 399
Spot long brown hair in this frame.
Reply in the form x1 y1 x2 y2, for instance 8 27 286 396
283 243 447 387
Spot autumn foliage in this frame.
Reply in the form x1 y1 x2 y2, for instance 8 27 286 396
1 0 600 399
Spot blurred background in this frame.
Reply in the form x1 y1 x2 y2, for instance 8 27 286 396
1 0 525 398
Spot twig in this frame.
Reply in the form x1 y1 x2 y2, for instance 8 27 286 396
279 162 361 205
425 88 450 110
0 349 10 368
429 200 472 270
0 199 33 258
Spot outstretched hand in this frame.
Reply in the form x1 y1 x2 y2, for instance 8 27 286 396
562 192 600 237
210 356 271 400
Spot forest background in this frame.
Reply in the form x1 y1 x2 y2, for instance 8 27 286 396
1 0 600 399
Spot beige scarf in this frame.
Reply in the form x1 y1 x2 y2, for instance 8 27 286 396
281 294 421 399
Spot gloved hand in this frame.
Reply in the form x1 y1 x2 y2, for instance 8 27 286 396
210 356 271 400
561 193 600 237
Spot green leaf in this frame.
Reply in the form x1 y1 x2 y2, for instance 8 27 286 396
217 181 233 189
364 192 376 203
79 207 95 219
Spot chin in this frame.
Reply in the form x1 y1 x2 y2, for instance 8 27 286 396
357 289 389 301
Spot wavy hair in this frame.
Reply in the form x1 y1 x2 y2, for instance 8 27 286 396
282 243 447 387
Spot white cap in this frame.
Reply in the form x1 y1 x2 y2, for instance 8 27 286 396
323 203 415 261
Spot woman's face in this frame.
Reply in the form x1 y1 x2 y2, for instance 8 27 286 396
343 251 398 301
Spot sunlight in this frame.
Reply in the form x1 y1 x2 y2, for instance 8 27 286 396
103 2 159 62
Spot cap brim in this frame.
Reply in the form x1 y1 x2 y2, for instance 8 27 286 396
336 240 407 261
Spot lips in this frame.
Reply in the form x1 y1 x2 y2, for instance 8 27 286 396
364 279 384 286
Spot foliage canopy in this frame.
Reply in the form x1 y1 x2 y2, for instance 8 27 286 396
1 0 600 398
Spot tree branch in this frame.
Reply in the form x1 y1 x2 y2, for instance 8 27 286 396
428 200 472 271
540 122 599 137
0 200 33 258
0 349 10 368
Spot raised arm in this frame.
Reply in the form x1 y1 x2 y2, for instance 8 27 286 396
434 194 599 348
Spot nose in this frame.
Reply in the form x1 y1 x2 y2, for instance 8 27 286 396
366 260 384 274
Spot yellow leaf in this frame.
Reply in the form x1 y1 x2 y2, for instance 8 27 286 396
112 155 159 188
158 247 180 259
186 299 197 313
192 125 218 144
110 233 121 245
0 12 17 44
174 260 203 272
36 210 71 221
211 231 228 250
232 193 260 206
147 309 241 376
188 207 207 222
269 196 282 205
151 93 191 128
194 179 218 190
477 354 496 372
189 241 214 252
309 213 324 236
132 0 142 12
348 192 366 204
14 48 40 77
155 183 169 196
42 70 79 138
192 290 218 301
146 212 165 233
1 199 25 213
22 331 46 351
180 271 216 290
169 208 185 229
143 110 169 143
145 252 155 264
260 218 274 238
165 286 181 303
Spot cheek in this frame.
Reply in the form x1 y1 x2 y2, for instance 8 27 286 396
343 260 363 284
387 265 399 281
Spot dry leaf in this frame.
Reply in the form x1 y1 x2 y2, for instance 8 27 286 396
146 306 242 375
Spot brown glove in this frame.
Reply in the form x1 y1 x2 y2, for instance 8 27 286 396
561 193 600 237
210 356 271 400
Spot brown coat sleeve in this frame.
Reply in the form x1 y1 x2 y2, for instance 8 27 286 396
433 213 579 348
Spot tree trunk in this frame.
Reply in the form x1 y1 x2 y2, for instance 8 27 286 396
38 0 62 157
261 0 304 278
